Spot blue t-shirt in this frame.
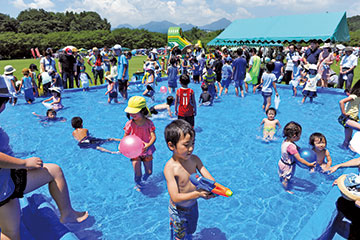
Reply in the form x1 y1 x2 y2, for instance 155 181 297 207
22 76 33 90
117 55 129 81
221 64 232 80
305 48 322 64
167 66 178 83
272 61 283 79
261 72 277 93
193 63 200 76
293 65 302 80
0 127 15 202
232 57 247 81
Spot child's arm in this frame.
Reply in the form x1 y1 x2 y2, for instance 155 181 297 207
293 153 316 168
42 96 53 103
276 120 281 129
324 149 332 169
260 118 265 126
195 155 215 181
174 93 179 115
143 131 156 152
51 97 61 104
272 81 279 96
18 78 24 92
339 96 353 116
167 105 173 117
32 112 41 117
328 157 360 174
191 91 196 116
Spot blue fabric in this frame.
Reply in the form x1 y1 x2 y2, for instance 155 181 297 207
272 61 283 79
0 127 15 202
22 77 33 90
117 55 129 80
193 63 200 76
232 57 247 81
221 64 232 81
208 12 350 45
305 48 322 64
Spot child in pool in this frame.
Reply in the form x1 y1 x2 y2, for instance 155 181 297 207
71 117 120 154
175 74 197 127
260 107 281 141
142 66 156 100
309 132 332 172
3 65 18 105
302 64 321 104
203 65 217 102
167 58 178 94
164 119 216 239
192 58 200 84
199 84 212 106
257 62 279 112
42 87 63 110
79 66 92 91
32 109 66 122
149 96 175 117
18 68 35 104
289 56 303 97
105 77 118 104
219 58 232 96
121 96 156 187
338 80 360 149
278 121 316 193
29 63 39 97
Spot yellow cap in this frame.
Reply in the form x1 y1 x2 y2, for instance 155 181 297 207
72 47 78 52
124 96 151 116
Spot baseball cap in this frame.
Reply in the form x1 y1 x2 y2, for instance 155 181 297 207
65 48 72 55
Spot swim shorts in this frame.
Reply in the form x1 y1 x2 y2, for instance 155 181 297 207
131 155 153 162
0 169 27 207
264 126 276 133
169 201 198 239
338 114 359 127
78 136 107 149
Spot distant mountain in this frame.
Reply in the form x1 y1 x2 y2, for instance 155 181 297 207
199 18 231 31
115 23 133 29
179 23 196 31
138 20 176 33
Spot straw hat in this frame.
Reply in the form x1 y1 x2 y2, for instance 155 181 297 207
4 65 16 75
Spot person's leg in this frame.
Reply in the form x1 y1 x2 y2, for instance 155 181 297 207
301 96 306 103
131 159 142 184
142 157 153 181
293 87 297 96
99 69 104 85
346 72 354 92
343 127 353 148
0 199 21 240
337 74 344 89
62 72 68 89
244 82 248 93
345 120 360 131
68 72 74 89
265 96 271 112
240 85 244 97
310 97 313 103
93 69 99 85
24 163 88 223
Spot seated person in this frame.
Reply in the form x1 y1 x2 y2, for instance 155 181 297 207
199 84 212 106
149 96 174 117
71 117 120 154
32 109 66 123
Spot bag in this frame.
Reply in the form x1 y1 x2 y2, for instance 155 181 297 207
245 72 252 83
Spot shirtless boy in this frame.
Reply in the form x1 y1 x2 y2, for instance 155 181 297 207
164 119 215 239
260 107 281 140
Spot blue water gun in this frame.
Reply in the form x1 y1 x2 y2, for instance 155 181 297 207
190 173 233 197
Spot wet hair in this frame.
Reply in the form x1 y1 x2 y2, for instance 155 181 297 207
165 119 195 147
126 107 149 119
236 48 243 56
170 57 176 66
179 74 190 86
0 97 9 107
71 116 83 128
46 109 57 117
266 107 276 116
309 132 327 147
350 79 360 97
266 62 275 72
283 121 302 139
201 84 208 91
167 96 175 105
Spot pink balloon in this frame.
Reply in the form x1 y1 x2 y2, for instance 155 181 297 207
120 135 143 159
160 86 167 94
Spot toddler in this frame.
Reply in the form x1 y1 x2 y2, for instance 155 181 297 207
32 109 66 124
42 87 63 110
18 68 35 104
199 84 212 106
219 58 232 96
302 64 321 104
29 63 39 97
150 96 175 117
289 56 303 96
105 77 118 103
260 107 281 141
257 62 278 112
79 66 92 91
122 96 156 188
278 121 316 193
309 132 332 172
192 59 200 83
3 65 18 105
203 65 217 102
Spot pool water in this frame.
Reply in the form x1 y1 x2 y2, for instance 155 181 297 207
0 81 355 239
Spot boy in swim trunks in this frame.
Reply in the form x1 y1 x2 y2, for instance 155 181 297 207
71 117 121 154
164 119 216 239
149 96 174 117
260 107 281 141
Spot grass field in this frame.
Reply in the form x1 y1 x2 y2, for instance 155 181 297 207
0 56 359 89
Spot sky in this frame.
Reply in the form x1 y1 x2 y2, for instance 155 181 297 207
1 0 360 28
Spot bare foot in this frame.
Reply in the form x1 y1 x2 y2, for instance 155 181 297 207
60 211 89 224
286 190 294 194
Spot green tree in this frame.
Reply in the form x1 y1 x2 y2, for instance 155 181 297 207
0 13 19 32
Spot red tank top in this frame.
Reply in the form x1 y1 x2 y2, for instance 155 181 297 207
177 88 194 117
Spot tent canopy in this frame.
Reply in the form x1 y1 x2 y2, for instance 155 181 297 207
208 12 350 46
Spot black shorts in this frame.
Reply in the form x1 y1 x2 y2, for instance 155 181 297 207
215 72 222 82
178 115 195 127
0 169 27 207
118 80 128 92
109 91 118 99
78 137 107 149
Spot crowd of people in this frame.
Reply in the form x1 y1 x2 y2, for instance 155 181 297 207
1 40 360 239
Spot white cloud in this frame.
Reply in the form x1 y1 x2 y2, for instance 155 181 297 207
12 0 55 9
348 2 360 17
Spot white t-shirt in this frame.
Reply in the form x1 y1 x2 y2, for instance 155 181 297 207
340 54 358 69
303 74 321 92
261 72 277 93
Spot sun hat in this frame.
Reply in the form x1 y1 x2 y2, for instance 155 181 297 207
49 87 61 93
0 75 12 97
124 96 151 116
151 48 157 54
65 48 72 55
4 65 16 75
345 47 353 52
92 47 99 52
321 43 331 49
113 44 122 50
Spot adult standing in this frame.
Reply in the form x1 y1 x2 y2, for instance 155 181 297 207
58 48 76 89
0 78 88 240
113 44 131 100
73 48 84 88
303 40 322 65
283 44 300 85
101 46 111 73
40 48 57 73
247 48 261 92
338 47 358 92
87 47 104 85
317 43 335 87
232 48 247 97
